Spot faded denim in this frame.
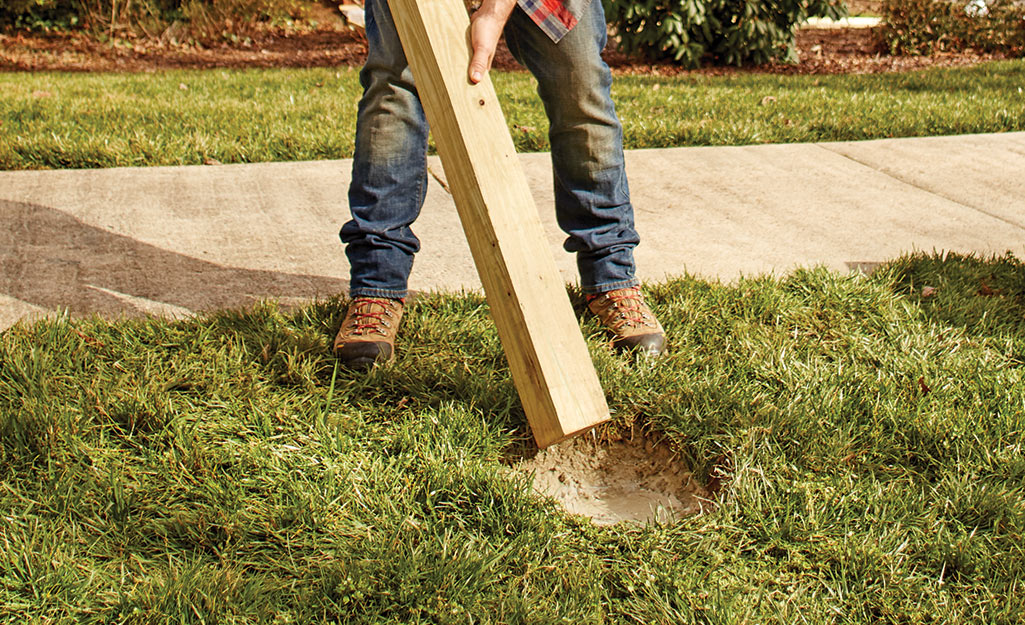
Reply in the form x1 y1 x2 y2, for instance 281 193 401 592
341 0 640 299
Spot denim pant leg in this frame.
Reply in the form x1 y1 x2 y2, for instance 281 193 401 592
504 0 640 294
340 0 429 300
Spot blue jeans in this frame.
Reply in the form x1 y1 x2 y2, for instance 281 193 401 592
341 0 640 299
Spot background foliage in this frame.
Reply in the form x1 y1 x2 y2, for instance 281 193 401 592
4 0 1025 65
879 0 1025 55
0 0 308 39
602 0 848 67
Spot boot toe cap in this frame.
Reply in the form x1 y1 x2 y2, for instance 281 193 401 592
614 332 666 357
335 340 394 368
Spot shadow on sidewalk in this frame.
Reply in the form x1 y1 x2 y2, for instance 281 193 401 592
0 200 349 319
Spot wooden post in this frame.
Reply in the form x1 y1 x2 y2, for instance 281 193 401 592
386 0 610 447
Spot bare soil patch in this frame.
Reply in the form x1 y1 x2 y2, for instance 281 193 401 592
0 28 367 72
0 22 1009 75
514 432 709 526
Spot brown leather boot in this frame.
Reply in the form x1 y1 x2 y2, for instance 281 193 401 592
587 287 666 357
333 297 404 368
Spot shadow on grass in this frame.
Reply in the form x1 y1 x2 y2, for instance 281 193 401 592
885 251 1025 335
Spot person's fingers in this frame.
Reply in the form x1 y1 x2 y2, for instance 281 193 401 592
468 9 504 83
467 0 516 83
468 44 493 83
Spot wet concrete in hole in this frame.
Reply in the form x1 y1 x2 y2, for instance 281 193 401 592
514 433 709 526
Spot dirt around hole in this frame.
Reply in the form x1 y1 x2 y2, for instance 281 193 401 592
514 432 710 526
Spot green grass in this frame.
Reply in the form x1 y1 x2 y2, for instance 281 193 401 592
1 59 1024 169
2 251 1024 623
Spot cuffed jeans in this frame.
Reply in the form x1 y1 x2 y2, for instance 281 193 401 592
341 0 641 299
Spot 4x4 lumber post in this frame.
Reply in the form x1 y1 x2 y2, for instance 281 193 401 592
386 0 610 448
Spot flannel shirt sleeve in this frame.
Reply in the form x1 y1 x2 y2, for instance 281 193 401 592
516 0 589 42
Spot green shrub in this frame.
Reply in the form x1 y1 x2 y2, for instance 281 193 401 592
0 0 80 29
603 0 848 67
0 0 308 37
880 0 1025 55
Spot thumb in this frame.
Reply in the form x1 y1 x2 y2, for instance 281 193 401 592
468 46 492 84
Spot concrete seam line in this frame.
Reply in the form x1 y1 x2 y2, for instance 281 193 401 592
426 164 453 196
813 142 1025 233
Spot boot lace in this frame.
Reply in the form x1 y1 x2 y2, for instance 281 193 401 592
593 288 657 332
348 298 398 336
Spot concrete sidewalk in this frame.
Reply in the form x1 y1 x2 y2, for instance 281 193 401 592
2 132 1024 332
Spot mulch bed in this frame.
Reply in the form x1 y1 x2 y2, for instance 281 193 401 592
0 23 1010 75
0 28 369 72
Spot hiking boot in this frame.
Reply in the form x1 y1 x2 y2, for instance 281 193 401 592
333 297 404 368
587 287 666 357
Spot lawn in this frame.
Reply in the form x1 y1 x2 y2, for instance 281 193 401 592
1 59 1024 169
2 251 1024 623
3 47 1024 624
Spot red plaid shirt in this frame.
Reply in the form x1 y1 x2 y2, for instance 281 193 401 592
518 0 588 42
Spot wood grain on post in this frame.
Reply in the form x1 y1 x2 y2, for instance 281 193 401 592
385 0 610 447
